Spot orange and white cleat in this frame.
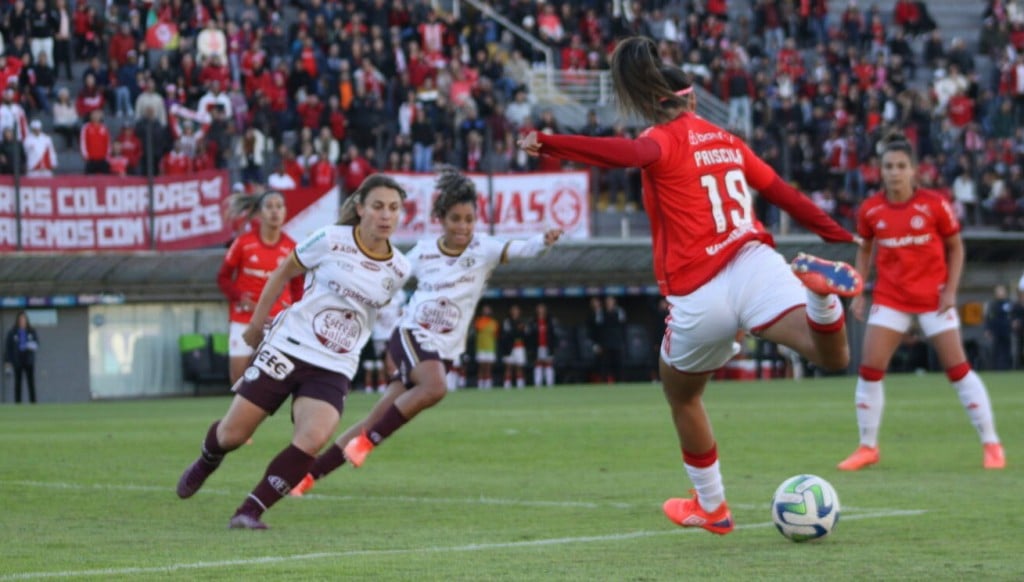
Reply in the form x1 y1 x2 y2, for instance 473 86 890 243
837 445 880 471
791 253 864 298
662 495 734 535
983 443 1006 469
343 432 375 468
289 473 315 497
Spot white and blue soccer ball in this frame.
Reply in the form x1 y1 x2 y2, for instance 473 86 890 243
771 474 840 542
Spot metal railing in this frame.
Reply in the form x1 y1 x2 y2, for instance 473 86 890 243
525 69 731 129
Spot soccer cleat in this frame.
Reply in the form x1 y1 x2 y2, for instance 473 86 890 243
289 473 316 497
343 432 375 468
176 458 216 499
791 253 864 298
983 443 1006 469
662 495 734 535
837 445 880 471
228 512 269 530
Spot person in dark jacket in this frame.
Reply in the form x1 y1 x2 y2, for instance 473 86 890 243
4 311 40 403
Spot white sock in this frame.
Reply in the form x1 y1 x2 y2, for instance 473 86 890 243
685 460 725 513
805 292 842 325
952 371 1000 443
544 366 554 386
855 378 884 448
533 367 542 386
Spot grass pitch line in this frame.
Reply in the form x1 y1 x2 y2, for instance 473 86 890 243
0 509 927 581
1 480 913 513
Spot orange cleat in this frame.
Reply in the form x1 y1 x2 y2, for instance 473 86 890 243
837 445 880 471
343 432 375 468
662 495 734 535
983 443 1006 469
791 253 864 298
289 473 315 497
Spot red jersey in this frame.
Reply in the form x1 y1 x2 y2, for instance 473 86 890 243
538 113 853 296
857 189 960 313
217 231 302 324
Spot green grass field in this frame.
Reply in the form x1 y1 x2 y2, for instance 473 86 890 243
1 373 1021 581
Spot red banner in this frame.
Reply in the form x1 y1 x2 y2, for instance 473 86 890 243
0 171 232 252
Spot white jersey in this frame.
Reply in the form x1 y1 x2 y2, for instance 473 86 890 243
263 225 410 378
24 132 57 175
399 232 549 360
372 289 406 341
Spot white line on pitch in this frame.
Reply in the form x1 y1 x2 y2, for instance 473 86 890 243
0 480 912 513
0 510 926 581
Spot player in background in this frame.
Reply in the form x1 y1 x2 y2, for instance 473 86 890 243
175 175 410 529
361 289 406 393
218 190 305 386
289 168 563 496
473 304 499 389
836 134 1005 471
530 302 558 387
500 304 529 388
518 36 863 536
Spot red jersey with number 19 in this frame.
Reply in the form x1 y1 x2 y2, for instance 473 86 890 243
856 188 959 313
536 113 853 296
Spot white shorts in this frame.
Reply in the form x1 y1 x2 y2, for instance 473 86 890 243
229 322 255 358
476 350 496 364
662 243 806 373
504 346 527 367
536 346 552 363
867 303 960 337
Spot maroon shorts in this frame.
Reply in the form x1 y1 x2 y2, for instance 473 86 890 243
387 327 452 389
236 345 351 415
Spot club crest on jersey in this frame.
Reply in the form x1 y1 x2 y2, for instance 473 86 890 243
910 215 925 230
382 278 395 292
312 308 362 353
459 256 476 268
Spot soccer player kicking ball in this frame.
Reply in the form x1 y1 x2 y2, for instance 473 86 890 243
517 36 864 535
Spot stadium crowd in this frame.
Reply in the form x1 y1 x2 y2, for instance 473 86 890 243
0 0 1023 229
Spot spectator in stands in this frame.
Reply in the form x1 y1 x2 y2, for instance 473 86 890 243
519 37 862 535
107 140 130 176
51 0 71 80
236 126 266 184
23 118 55 176
75 72 104 119
340 144 375 194
266 159 297 191
0 87 28 139
0 126 26 175
113 51 140 118
290 169 563 496
80 109 109 174
50 86 76 149
134 105 168 177
838 134 1004 472
176 174 410 530
217 189 302 386
160 140 191 175
505 88 532 128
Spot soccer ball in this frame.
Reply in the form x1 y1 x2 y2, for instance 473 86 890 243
771 474 840 542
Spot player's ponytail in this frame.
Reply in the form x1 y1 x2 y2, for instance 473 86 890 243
225 189 284 222
610 36 693 125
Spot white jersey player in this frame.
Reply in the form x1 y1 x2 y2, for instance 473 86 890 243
175 174 409 530
290 168 564 495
